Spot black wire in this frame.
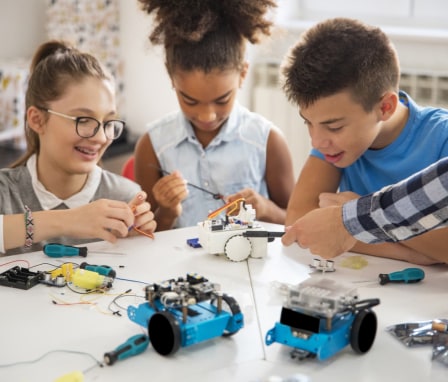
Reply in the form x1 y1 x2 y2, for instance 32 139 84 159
29 262 79 271
107 289 146 316
149 164 225 202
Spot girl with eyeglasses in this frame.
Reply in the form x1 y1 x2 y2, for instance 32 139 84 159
134 0 295 231
0 40 156 255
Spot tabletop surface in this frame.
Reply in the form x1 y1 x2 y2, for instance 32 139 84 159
0 223 447 382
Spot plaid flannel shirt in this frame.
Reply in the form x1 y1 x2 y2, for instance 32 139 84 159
343 157 448 243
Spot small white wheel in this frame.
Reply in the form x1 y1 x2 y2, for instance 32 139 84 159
224 235 252 262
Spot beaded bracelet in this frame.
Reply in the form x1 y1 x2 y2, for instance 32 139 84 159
24 205 34 248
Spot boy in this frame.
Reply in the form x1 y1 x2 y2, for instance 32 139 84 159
282 18 448 264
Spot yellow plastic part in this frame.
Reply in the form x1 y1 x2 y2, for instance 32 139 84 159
53 370 84 382
72 268 105 289
340 255 368 270
51 263 74 281
207 197 244 219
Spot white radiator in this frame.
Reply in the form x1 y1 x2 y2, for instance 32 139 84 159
252 63 310 178
252 62 448 178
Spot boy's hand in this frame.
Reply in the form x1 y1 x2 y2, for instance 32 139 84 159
319 191 360 208
282 206 356 258
152 170 188 217
128 191 157 237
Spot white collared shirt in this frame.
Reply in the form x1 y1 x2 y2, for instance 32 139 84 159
0 154 102 252
26 154 102 209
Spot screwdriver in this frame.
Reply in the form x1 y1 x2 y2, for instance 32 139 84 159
80 262 116 278
355 267 425 285
43 243 87 258
104 334 149 365
43 243 124 258
378 267 425 285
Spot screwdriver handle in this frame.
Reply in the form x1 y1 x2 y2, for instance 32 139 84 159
80 262 116 278
379 267 425 285
104 334 149 365
43 243 87 258
243 231 285 238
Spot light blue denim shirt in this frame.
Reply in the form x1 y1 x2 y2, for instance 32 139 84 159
147 102 273 228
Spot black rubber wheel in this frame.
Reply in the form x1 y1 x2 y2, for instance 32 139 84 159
350 309 377 354
211 293 242 337
148 311 181 356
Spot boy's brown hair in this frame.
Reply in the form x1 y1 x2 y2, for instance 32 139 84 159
281 18 400 111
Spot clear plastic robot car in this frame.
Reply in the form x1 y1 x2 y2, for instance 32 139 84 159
127 273 244 356
197 198 283 261
265 278 380 360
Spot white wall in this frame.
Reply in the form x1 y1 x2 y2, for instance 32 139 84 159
118 0 176 134
1 0 448 138
0 0 252 137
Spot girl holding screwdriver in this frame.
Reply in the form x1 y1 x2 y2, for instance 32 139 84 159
0 41 156 256
134 0 295 231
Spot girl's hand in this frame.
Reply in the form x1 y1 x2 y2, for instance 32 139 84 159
152 170 188 217
67 199 135 243
128 191 157 237
226 188 269 220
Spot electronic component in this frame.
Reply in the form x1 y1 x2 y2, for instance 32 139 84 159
197 199 281 261
128 273 244 356
186 238 202 248
71 268 114 290
309 258 335 272
0 266 42 290
265 278 380 360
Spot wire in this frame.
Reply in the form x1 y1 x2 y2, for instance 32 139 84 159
0 349 103 372
29 261 79 271
107 288 141 316
0 259 31 268
207 197 245 219
149 163 225 202
132 225 154 239
116 276 150 284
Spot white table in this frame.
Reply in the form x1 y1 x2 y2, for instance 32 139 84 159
0 223 446 382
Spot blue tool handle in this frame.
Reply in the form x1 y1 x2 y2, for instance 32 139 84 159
104 334 149 365
80 262 116 278
379 267 425 285
43 243 87 258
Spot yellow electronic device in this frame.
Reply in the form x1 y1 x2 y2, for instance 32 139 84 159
53 370 84 382
71 268 113 290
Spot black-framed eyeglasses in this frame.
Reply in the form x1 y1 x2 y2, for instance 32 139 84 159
39 107 125 140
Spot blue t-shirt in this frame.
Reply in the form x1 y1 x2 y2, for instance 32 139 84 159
147 102 274 227
311 92 448 195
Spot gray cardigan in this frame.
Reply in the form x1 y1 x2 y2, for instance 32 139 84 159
0 165 140 255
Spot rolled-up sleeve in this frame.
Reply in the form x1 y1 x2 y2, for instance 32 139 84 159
342 158 448 243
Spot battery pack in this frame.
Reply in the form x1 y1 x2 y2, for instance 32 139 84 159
0 266 42 290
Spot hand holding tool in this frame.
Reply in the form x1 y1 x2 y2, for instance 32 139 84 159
379 267 425 285
104 334 149 365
